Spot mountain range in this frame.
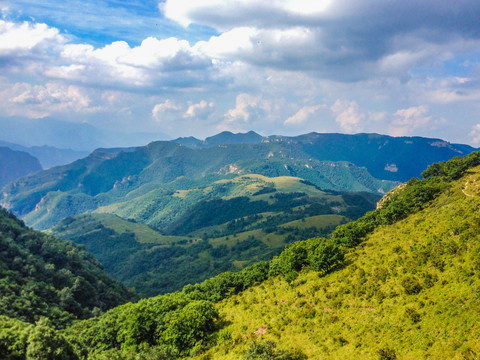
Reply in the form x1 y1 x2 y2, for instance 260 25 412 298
175 131 478 182
0 140 89 169
1 132 476 232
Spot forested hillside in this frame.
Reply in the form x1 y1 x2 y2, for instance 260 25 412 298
2 152 479 359
0 208 136 329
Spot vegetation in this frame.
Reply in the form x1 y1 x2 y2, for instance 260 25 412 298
2 151 480 359
0 209 136 328
50 176 378 296
1 136 407 230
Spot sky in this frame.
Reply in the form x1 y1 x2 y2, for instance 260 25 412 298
2 0 480 145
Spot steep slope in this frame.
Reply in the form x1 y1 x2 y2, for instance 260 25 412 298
0 208 136 328
50 176 378 296
0 147 42 188
197 156 480 359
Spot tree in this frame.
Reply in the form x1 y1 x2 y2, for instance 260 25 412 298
26 318 78 360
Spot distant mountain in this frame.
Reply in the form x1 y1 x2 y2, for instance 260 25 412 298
172 131 264 148
0 140 89 169
277 132 478 182
204 130 264 146
1 141 395 230
0 147 42 188
0 208 136 327
173 132 477 182
0 116 170 151
172 136 203 148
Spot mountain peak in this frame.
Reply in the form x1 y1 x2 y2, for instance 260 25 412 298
204 130 264 147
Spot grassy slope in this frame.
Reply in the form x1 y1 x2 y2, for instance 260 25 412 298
50 175 368 296
93 174 351 231
200 166 480 359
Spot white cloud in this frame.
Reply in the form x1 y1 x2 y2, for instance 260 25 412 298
219 93 275 132
0 20 63 55
284 104 325 126
331 100 365 132
152 99 182 120
389 105 432 136
184 100 215 120
469 124 480 146
162 0 334 30
50 37 211 88
0 80 94 118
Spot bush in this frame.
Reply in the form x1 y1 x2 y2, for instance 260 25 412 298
242 340 307 360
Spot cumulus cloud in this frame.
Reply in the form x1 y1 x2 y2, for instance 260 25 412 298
284 104 326 126
0 80 94 118
469 124 480 146
331 100 365 132
162 0 480 81
219 93 275 132
49 37 213 89
184 100 215 120
152 99 182 120
0 20 63 55
389 105 433 136
424 77 480 104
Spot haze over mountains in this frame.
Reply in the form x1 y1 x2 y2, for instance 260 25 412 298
0 117 170 152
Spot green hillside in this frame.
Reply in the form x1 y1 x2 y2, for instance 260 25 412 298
3 132 474 231
2 152 478 359
50 175 377 296
1 138 398 230
0 209 136 329
204 159 480 359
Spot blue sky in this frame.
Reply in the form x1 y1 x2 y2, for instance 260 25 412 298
1 0 480 145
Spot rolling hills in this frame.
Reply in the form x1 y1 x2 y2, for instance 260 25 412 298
49 175 378 296
1 140 396 230
2 131 475 232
